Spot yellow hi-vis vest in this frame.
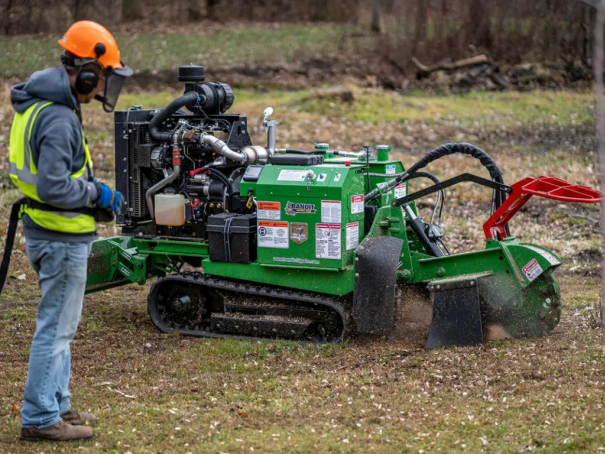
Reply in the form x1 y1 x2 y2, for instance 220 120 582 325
9 101 96 234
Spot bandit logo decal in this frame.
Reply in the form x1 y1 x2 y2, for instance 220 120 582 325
285 201 317 216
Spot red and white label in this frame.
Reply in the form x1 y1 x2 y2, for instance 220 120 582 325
394 183 407 199
316 223 341 259
351 195 364 214
321 200 341 223
258 221 289 249
257 201 281 220
346 222 359 250
522 258 543 282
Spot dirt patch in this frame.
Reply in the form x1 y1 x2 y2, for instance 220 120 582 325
571 248 602 263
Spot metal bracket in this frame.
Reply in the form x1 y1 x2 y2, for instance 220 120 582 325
392 173 511 207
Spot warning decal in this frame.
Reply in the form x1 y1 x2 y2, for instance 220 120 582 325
524 245 560 266
394 183 407 199
346 222 359 250
257 201 281 220
522 258 543 282
321 200 342 223
316 223 341 259
278 169 308 181
258 221 289 249
351 195 364 214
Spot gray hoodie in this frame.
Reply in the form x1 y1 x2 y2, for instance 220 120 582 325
10 67 99 242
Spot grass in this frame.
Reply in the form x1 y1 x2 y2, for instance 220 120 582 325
0 83 603 452
0 25 373 78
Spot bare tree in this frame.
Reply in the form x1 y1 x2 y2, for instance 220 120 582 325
122 0 145 21
414 0 428 46
2 0 17 35
205 0 219 19
467 0 492 49
595 0 605 340
371 0 383 33
313 0 328 21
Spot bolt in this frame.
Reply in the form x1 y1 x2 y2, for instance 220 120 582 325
470 281 475 286
545 298 551 305
355 273 360 278
436 269 443 276
355 257 359 262
436 285 441 291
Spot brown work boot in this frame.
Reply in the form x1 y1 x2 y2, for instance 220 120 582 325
20 420 94 442
61 408 98 425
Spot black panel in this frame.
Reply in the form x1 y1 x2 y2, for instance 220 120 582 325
425 279 483 349
352 236 403 335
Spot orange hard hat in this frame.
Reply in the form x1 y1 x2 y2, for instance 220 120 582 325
58 21 125 70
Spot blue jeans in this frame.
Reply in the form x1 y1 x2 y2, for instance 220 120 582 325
21 239 91 429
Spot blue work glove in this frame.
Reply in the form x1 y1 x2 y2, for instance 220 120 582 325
94 180 123 215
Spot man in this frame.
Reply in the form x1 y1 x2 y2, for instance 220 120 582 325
9 21 132 442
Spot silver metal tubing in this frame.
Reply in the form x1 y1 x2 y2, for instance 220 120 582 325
200 134 247 163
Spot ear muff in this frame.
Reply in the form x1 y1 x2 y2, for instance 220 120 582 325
75 70 100 95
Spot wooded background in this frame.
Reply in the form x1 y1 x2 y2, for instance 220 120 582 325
1 0 596 66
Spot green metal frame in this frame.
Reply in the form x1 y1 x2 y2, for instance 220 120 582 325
86 157 563 338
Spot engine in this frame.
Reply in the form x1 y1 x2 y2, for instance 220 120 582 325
114 65 270 243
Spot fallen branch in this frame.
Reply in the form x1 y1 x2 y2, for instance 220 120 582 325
412 55 489 75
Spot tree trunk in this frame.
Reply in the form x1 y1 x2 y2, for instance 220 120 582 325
313 0 327 21
468 0 492 49
205 0 219 19
414 0 428 43
371 0 383 33
594 0 605 343
3 0 17 35
414 0 428 48
122 0 145 21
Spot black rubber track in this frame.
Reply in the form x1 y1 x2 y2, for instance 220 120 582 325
147 272 352 343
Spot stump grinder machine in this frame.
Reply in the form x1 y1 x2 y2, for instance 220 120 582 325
85 66 604 348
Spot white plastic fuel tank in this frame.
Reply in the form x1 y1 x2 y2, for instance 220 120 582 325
155 193 185 226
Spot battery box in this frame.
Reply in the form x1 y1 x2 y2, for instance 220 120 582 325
207 213 257 263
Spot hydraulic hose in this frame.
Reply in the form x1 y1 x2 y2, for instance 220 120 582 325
365 143 504 204
406 143 503 180
149 91 199 143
